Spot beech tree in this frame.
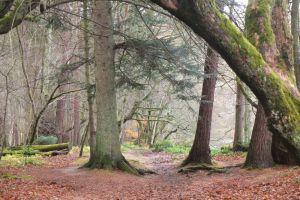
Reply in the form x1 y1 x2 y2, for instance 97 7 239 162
83 0 139 174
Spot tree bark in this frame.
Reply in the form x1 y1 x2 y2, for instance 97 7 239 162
84 0 139 174
245 104 274 168
233 83 245 151
73 94 80 146
243 0 276 168
244 90 252 144
182 47 218 166
82 0 96 159
271 0 299 164
12 122 19 146
150 0 300 163
56 74 66 143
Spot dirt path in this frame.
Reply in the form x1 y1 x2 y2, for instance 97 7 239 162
0 150 299 199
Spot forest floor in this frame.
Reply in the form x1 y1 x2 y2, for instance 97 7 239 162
0 147 299 200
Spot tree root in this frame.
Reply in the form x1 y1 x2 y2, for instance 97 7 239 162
178 163 242 175
83 156 155 176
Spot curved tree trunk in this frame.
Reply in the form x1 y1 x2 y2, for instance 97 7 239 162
150 0 300 164
182 47 218 166
84 0 139 174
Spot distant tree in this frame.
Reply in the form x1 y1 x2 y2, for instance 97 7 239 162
182 47 219 165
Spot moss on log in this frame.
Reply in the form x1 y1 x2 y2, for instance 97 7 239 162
3 143 69 156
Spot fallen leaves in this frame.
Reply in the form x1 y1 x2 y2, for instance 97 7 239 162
0 151 299 199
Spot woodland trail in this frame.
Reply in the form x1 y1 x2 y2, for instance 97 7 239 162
0 149 299 200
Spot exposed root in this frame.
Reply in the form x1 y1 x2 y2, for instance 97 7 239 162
178 163 243 175
82 156 154 176
117 159 140 175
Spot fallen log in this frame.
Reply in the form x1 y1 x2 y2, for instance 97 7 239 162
31 143 69 152
50 149 69 156
3 143 69 156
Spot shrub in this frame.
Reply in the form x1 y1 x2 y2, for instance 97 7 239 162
121 143 142 151
152 140 191 154
152 140 173 152
33 135 58 145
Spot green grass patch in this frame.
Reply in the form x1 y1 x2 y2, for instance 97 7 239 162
151 140 191 154
211 146 233 156
211 145 247 157
0 154 43 167
121 143 144 152
0 172 32 180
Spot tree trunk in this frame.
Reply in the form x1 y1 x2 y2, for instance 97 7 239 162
233 83 245 151
245 103 274 168
244 0 277 168
82 0 96 159
150 0 300 163
84 0 139 174
182 47 218 166
56 82 66 143
12 122 19 146
244 93 252 144
73 94 80 146
271 0 297 163
292 0 300 89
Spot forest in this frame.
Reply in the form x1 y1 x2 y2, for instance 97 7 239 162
0 0 299 199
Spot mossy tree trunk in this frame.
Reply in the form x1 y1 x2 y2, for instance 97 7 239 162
271 0 298 164
150 0 300 164
84 0 139 174
182 47 219 166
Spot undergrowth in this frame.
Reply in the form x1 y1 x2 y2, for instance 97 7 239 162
121 143 144 152
151 140 191 154
0 172 32 180
0 154 43 167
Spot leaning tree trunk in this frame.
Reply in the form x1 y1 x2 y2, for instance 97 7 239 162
149 0 300 163
233 83 245 151
182 47 219 166
84 0 139 174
